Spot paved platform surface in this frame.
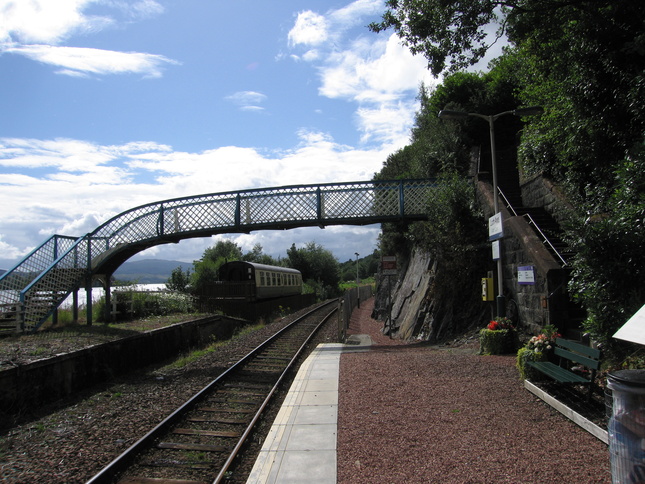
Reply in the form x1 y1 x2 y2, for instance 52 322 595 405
245 340 368 484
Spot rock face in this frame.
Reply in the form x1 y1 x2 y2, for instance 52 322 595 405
373 248 436 340
372 247 487 343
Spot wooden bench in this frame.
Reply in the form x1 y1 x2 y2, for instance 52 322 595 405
527 337 601 401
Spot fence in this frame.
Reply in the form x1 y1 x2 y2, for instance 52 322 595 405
339 285 374 341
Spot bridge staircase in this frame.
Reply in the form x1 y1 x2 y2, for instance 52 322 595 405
0 235 89 333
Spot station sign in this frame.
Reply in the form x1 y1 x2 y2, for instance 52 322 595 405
491 240 500 260
518 266 535 285
381 256 397 276
489 212 503 241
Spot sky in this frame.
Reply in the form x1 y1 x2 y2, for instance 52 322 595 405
0 0 489 269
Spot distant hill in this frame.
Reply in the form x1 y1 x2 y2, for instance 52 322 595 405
114 259 193 284
0 259 191 284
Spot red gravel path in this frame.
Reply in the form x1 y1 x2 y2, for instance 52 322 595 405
338 298 611 483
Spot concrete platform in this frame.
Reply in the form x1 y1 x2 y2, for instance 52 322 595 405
245 343 349 484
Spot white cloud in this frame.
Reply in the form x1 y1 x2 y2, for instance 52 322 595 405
286 3 436 148
0 234 30 260
288 11 328 47
0 0 111 44
4 44 178 78
329 0 384 29
225 91 268 111
0 0 175 78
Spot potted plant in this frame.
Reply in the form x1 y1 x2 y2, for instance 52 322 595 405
479 317 518 355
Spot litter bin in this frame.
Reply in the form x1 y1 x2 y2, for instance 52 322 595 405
607 370 645 483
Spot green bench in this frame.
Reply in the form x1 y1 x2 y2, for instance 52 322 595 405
527 337 601 401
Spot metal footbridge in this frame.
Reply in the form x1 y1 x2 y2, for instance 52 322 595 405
0 179 435 332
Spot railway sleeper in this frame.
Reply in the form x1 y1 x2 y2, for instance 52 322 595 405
142 460 217 470
216 388 266 397
224 381 271 389
199 406 256 414
119 478 208 484
158 442 227 452
172 428 241 438
187 417 246 425
207 397 260 405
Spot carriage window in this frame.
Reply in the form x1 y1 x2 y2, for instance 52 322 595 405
260 272 265 286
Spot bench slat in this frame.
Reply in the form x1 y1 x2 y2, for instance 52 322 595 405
555 337 601 359
527 361 590 383
553 347 601 370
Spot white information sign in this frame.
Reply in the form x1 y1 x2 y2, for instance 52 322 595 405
614 304 645 346
491 240 500 261
488 212 503 241
517 266 535 285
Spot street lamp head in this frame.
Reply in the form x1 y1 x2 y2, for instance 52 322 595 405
512 106 544 117
438 109 470 120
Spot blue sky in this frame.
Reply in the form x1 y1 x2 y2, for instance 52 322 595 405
0 0 449 268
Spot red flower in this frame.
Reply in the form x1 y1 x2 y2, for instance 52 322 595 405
488 321 499 330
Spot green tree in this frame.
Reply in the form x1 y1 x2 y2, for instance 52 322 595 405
369 0 502 76
167 266 191 293
191 240 243 294
568 147 645 355
242 243 278 265
287 242 340 294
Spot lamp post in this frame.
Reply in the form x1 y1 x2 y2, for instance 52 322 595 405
355 252 360 308
438 106 543 318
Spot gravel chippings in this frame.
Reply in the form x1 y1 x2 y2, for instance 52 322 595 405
338 299 612 484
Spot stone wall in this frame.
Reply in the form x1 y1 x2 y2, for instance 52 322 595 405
477 179 568 334
521 173 577 224
0 315 247 413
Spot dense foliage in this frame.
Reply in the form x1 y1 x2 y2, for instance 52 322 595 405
372 0 645 352
339 250 381 283
287 242 341 298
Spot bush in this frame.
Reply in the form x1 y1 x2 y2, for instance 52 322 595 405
516 347 548 381
479 328 519 355
96 290 196 322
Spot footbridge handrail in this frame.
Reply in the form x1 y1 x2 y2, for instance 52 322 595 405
0 179 435 331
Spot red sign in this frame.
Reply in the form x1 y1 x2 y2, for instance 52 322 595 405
381 256 397 275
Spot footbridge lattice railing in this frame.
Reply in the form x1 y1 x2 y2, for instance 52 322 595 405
0 179 435 331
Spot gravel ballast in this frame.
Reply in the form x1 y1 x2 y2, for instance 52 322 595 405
337 299 612 483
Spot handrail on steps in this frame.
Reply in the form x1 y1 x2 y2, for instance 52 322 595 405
496 188 568 267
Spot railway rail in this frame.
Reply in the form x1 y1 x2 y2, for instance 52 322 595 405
87 300 338 484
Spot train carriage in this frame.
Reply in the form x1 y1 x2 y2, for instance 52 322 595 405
218 261 302 300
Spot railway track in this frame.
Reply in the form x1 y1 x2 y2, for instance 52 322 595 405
87 300 338 484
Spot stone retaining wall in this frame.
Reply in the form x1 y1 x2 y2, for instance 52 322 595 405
521 173 577 224
0 315 246 414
